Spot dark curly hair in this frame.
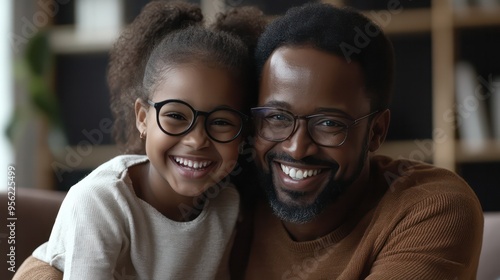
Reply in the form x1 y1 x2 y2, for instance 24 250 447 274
254 2 394 111
108 1 266 154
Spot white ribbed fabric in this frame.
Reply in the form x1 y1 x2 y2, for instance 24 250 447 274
33 155 239 280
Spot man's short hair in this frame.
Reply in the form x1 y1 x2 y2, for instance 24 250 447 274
255 3 395 111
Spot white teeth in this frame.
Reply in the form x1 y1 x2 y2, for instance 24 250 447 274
174 157 211 169
280 164 322 181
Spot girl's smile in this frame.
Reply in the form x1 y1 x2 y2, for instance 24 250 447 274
170 155 216 179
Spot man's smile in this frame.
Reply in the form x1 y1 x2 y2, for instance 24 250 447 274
272 160 334 193
279 163 323 180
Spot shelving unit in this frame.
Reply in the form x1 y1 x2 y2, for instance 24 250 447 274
431 0 456 170
429 1 500 169
47 1 125 190
343 0 500 172
352 0 500 210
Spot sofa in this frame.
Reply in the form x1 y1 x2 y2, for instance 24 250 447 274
0 188 66 280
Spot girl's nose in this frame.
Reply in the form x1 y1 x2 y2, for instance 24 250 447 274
181 120 211 150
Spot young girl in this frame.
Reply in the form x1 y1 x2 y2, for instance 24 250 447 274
17 1 265 279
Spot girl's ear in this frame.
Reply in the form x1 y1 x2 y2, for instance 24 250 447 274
135 98 149 134
368 109 390 152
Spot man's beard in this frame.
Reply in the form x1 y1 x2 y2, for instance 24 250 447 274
257 134 370 224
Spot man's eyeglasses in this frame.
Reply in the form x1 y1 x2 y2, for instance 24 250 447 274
148 99 248 143
250 107 379 147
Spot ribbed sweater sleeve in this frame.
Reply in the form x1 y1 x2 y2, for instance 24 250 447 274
367 191 483 279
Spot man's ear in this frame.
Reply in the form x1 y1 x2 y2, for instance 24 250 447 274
369 109 390 152
135 98 149 134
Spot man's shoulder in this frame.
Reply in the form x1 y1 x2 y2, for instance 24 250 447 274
372 155 471 192
370 155 481 214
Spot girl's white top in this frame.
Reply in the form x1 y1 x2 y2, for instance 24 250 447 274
33 154 240 280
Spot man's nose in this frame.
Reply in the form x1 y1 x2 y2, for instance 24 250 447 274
281 119 318 160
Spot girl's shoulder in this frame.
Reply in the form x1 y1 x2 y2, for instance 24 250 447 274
65 154 148 204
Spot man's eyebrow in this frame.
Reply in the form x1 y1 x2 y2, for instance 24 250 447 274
261 100 291 110
260 101 354 119
315 107 353 119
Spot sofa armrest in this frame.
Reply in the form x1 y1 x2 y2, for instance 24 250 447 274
0 187 66 279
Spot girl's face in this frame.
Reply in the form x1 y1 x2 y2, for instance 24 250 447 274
136 64 244 198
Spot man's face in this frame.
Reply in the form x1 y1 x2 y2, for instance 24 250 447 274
254 46 374 223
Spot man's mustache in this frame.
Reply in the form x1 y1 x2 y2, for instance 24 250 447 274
266 152 338 169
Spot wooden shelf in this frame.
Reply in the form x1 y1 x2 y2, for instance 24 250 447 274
379 139 500 164
456 139 500 163
365 8 432 35
49 25 122 54
375 140 434 163
53 144 121 170
454 7 500 28
48 6 498 53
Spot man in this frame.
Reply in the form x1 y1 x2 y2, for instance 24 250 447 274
235 2 483 279
14 2 484 280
